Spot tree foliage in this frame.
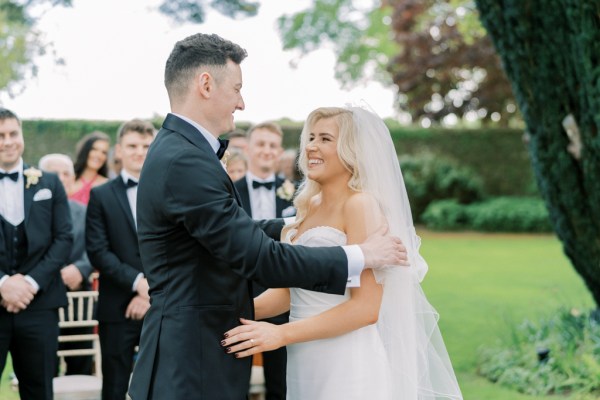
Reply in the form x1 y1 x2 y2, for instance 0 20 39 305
0 0 72 95
158 0 258 24
278 0 517 125
476 0 600 306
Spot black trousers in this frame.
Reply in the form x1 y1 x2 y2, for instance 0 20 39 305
262 346 287 400
99 319 143 400
0 308 59 400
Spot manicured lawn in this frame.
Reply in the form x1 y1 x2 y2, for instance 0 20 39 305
0 231 594 399
419 230 594 399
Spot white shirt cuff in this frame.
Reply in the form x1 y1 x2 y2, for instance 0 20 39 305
283 217 295 226
0 275 8 289
132 273 144 292
24 275 40 292
342 245 364 287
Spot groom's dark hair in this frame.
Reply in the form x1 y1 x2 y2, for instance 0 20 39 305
165 33 247 101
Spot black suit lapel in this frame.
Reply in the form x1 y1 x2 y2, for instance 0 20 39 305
162 113 242 206
111 178 137 233
23 164 35 226
275 176 291 218
236 178 252 217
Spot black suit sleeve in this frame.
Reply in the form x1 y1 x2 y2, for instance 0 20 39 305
163 149 348 293
28 175 73 291
86 188 139 290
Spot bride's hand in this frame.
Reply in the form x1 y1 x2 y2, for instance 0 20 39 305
221 318 285 358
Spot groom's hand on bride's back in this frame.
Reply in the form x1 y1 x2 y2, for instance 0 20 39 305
360 223 409 268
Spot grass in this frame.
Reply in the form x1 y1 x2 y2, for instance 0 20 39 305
0 231 594 399
419 230 594 399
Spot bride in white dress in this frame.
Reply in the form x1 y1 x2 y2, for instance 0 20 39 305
223 106 463 399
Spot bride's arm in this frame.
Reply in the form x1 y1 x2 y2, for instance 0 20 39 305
254 288 290 320
223 193 384 356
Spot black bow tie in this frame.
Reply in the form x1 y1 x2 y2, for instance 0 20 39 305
0 172 18 182
126 179 138 188
216 139 229 160
252 180 274 190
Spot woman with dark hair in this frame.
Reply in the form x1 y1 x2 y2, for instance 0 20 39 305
69 131 110 204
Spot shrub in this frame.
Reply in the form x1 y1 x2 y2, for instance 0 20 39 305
479 308 600 397
422 197 552 232
399 152 485 221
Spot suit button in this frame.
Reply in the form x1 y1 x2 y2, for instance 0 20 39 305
13 237 18 243
10 269 16 274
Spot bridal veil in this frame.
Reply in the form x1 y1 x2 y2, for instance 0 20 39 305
348 105 463 399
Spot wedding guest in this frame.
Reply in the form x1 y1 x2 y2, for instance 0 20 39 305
0 108 72 400
226 128 248 151
226 150 247 182
70 131 110 205
39 153 94 376
234 121 293 400
277 148 301 182
86 119 154 400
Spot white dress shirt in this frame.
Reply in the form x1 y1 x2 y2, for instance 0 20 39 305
246 172 276 220
0 158 39 290
0 158 24 226
169 113 364 286
121 169 138 226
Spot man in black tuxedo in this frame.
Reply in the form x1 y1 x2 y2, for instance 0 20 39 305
128 33 407 400
234 121 294 400
0 108 72 400
39 153 94 375
86 119 155 400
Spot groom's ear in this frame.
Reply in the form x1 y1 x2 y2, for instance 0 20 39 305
197 72 213 98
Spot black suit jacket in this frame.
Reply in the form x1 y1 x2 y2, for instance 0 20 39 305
86 177 142 322
128 114 348 400
234 175 294 323
0 165 72 310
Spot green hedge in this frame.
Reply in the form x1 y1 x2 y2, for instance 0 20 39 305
422 197 552 232
400 152 485 221
19 119 534 197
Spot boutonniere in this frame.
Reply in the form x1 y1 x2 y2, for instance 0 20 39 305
276 179 295 201
24 167 42 189
221 150 231 167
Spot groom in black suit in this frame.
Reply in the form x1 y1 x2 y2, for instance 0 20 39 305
234 121 294 400
128 33 407 400
86 119 155 400
0 108 72 400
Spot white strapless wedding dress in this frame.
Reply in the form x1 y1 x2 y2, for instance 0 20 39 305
285 226 393 400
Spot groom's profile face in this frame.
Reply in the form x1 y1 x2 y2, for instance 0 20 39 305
0 117 24 171
208 59 245 135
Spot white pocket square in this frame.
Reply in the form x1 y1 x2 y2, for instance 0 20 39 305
281 205 297 218
33 188 52 201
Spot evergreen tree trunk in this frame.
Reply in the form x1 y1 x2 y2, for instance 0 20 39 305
475 0 600 305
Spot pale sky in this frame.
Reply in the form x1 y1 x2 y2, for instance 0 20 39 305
1 0 398 124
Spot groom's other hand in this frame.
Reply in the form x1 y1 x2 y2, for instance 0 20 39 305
360 224 409 268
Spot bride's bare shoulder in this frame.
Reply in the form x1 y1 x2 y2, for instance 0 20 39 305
343 192 379 213
343 192 384 231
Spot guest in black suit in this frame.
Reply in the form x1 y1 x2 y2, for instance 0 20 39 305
234 121 294 400
128 33 408 400
39 153 94 375
86 119 155 400
0 108 72 400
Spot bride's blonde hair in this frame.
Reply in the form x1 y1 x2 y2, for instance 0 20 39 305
285 107 362 234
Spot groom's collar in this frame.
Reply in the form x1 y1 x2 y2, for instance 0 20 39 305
169 113 220 155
